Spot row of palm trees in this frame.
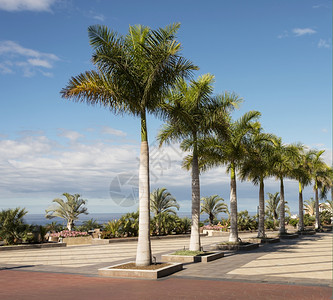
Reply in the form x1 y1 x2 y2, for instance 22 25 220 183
61 23 332 266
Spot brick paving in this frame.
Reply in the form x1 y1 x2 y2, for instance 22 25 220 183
0 232 332 299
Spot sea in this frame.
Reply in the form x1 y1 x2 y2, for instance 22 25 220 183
23 212 246 226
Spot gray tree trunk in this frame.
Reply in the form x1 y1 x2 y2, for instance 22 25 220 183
298 182 304 231
189 151 201 251
257 177 265 238
136 141 152 266
279 178 286 234
315 186 320 230
229 165 238 242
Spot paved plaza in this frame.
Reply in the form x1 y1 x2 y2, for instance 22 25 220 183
0 232 332 299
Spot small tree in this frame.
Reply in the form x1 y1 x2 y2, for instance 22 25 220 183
150 188 179 235
45 193 88 231
0 207 28 245
201 195 228 225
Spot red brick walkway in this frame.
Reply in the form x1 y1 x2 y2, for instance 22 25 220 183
1 270 331 300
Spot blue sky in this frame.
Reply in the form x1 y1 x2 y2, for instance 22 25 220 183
0 0 331 215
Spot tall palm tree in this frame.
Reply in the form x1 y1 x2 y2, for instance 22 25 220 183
45 193 88 231
265 192 291 229
150 188 179 235
270 138 300 234
265 192 280 229
201 195 228 225
61 24 197 266
309 150 330 230
239 129 276 238
291 147 315 231
158 74 240 250
196 111 261 242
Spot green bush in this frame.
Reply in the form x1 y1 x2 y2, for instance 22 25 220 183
0 208 28 245
304 214 315 226
289 218 299 228
237 210 258 231
320 210 332 225
264 219 276 230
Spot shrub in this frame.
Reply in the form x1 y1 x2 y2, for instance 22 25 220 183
0 207 28 245
320 210 331 225
237 210 257 231
265 219 276 230
289 218 299 228
304 214 315 226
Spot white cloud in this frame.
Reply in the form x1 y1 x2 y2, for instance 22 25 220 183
318 39 331 48
0 40 59 76
58 129 84 142
292 28 316 37
0 0 56 12
102 126 127 137
93 13 105 22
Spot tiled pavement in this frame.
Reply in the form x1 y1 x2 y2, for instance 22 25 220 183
0 232 332 299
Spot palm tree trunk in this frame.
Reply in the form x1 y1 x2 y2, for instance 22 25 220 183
298 182 304 231
136 113 152 266
279 178 286 234
229 162 238 242
315 181 320 230
257 176 265 238
189 145 201 251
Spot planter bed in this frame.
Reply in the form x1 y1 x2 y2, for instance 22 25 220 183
279 233 299 239
62 236 92 246
211 242 259 251
98 262 183 279
298 230 316 236
246 237 280 244
161 251 224 264
0 242 67 251
93 233 208 245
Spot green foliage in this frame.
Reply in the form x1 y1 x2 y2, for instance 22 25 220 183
150 188 179 235
120 212 139 237
45 193 88 231
320 210 331 225
237 210 258 231
0 208 28 245
103 219 122 238
201 195 228 225
289 218 299 228
45 222 64 233
304 214 315 226
79 219 101 232
264 219 277 230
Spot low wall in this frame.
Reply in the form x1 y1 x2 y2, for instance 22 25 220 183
62 236 92 246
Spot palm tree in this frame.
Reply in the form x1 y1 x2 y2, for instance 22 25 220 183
201 195 228 225
239 129 276 238
265 192 280 229
150 188 179 235
0 207 28 245
309 150 330 229
195 110 261 242
158 75 240 250
304 198 316 216
291 147 315 231
45 193 88 231
270 138 300 234
61 24 197 266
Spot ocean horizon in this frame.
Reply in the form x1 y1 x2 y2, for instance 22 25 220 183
23 212 259 226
